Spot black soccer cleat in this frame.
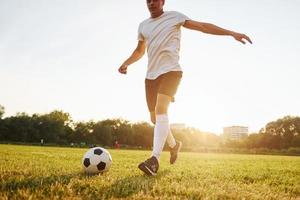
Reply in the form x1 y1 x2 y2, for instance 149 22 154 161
170 141 182 164
138 156 159 176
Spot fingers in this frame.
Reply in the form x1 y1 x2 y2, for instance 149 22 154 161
242 34 252 44
233 32 252 45
236 34 252 45
235 37 245 44
118 68 127 74
118 65 128 74
245 36 252 44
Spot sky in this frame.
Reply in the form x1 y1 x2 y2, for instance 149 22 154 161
1 0 300 134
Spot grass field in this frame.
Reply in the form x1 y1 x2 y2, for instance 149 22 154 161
0 144 299 200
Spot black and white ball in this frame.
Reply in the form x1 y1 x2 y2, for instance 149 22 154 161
82 147 112 174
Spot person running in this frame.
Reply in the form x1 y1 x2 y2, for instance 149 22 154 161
118 0 252 176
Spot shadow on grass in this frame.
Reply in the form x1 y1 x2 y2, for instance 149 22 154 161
0 172 86 192
101 169 171 199
1 170 170 199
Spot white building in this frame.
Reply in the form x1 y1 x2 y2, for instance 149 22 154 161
223 126 248 140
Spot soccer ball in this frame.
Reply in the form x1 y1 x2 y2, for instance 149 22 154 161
82 147 112 174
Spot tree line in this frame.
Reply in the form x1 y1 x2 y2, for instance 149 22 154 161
0 105 299 152
224 116 300 150
0 107 219 149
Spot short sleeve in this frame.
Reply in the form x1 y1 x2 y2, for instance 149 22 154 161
175 11 190 26
137 23 144 41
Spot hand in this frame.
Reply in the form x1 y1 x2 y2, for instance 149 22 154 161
231 32 252 44
118 64 128 74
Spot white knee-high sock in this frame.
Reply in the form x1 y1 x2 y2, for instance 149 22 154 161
152 114 170 160
166 130 176 148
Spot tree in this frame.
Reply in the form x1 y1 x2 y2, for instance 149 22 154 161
93 123 113 146
131 122 153 148
35 110 73 144
72 121 95 144
264 116 300 148
1 112 34 142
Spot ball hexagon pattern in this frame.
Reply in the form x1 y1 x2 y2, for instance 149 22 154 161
82 147 112 174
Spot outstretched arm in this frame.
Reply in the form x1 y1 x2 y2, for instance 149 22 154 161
118 40 146 74
183 20 252 44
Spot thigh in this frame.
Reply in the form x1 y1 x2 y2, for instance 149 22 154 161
145 78 160 112
158 71 182 102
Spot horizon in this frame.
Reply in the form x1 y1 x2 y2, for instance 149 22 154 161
0 106 294 135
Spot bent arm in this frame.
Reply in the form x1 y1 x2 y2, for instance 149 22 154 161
122 40 146 66
183 20 252 44
118 40 146 74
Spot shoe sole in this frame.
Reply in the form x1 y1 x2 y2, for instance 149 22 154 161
170 142 182 164
138 163 156 176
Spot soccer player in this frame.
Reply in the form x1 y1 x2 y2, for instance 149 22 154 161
118 0 252 176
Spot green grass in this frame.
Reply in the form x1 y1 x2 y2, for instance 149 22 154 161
0 144 299 200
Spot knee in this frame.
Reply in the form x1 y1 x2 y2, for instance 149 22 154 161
155 105 168 115
150 112 156 124
151 118 156 124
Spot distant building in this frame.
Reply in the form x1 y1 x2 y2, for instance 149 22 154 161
223 126 248 140
170 123 186 130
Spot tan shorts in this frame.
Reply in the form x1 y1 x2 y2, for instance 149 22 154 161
145 71 183 112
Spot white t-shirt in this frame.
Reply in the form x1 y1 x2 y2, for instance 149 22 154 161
138 11 190 80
